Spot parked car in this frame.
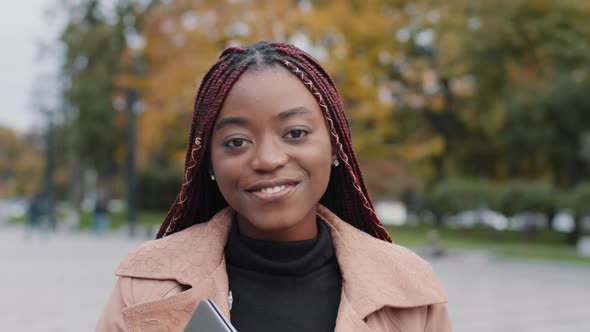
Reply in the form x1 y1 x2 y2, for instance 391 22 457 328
375 201 407 226
447 209 509 230
4 198 27 219
552 209 575 233
508 212 547 231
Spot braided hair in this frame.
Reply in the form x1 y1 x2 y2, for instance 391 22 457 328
156 41 392 242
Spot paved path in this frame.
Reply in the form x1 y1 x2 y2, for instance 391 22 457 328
1 225 144 332
1 224 589 331
427 250 590 332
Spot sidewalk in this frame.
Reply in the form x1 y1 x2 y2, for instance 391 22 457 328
1 225 144 331
429 249 590 332
1 224 589 331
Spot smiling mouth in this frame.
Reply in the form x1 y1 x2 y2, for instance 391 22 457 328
246 180 299 202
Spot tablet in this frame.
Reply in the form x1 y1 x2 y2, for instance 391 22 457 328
184 299 238 332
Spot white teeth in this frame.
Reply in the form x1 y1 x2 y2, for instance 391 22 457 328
260 185 286 194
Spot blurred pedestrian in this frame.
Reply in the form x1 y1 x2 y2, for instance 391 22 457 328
98 42 451 331
93 191 110 235
25 193 43 239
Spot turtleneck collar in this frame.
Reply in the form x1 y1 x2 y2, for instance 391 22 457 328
224 219 336 277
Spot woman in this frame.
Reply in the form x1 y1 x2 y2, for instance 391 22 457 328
97 42 451 332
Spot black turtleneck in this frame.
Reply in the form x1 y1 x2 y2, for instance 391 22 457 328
224 220 342 332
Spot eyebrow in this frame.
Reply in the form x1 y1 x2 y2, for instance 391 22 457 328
214 117 249 131
278 106 313 119
214 106 313 131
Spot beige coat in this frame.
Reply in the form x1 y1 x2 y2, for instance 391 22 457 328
97 205 451 331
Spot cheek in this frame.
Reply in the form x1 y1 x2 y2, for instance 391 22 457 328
210 149 241 193
211 161 245 209
299 139 334 183
212 157 239 185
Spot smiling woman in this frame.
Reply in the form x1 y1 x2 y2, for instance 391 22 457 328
97 42 451 332
210 68 335 242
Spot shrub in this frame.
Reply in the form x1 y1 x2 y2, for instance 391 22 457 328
428 179 501 216
138 168 182 211
562 183 590 216
496 180 554 215
428 179 561 216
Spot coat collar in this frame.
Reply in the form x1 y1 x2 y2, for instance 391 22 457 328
116 205 447 321
316 205 447 318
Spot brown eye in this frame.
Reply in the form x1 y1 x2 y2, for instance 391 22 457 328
230 139 244 147
290 129 304 138
286 128 310 140
224 138 248 149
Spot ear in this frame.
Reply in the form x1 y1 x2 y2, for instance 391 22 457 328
207 161 214 177
331 142 338 163
204 153 213 175
325 118 338 164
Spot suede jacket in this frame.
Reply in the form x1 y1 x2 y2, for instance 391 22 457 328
97 205 451 331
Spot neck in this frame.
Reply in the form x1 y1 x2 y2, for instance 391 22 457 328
235 209 318 242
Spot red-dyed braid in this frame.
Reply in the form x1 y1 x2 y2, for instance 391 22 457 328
272 45 390 242
157 41 392 243
158 58 248 237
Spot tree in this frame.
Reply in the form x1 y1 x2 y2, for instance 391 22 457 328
458 0 590 184
60 0 126 175
56 0 150 202
121 0 590 199
0 127 44 196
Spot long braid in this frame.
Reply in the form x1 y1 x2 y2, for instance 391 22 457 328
272 44 390 241
159 59 226 237
158 54 248 237
284 59 389 241
157 41 392 242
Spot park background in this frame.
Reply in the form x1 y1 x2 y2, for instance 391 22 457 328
1 0 590 331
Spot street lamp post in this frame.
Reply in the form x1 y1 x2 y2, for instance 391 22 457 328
43 110 57 231
118 25 146 237
125 88 138 237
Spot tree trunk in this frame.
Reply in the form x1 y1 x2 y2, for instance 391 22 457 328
566 217 581 245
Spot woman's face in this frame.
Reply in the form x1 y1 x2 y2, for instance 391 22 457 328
210 67 335 241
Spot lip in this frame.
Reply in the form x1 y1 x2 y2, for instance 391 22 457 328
245 178 300 192
245 178 300 203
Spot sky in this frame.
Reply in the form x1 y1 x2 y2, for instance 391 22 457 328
0 0 60 133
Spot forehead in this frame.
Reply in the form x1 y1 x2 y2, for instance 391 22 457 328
219 67 321 117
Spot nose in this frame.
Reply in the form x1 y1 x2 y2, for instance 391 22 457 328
250 135 288 172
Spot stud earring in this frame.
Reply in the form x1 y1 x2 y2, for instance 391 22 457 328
333 159 339 167
210 174 215 181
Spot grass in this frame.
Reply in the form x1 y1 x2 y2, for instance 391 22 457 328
385 224 590 264
8 209 167 230
9 211 589 263
7 215 27 224
77 210 166 229
488 244 590 263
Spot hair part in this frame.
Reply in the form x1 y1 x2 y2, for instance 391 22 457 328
157 41 392 242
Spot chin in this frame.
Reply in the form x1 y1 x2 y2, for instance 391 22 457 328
246 210 300 230
236 205 316 240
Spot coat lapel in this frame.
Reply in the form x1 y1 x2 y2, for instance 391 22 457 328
117 208 234 331
121 263 231 332
317 205 448 320
116 205 447 331
334 292 371 332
